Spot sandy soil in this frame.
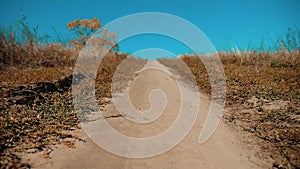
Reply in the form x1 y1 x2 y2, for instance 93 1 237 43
20 60 270 169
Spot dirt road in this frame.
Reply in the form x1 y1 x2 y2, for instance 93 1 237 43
21 60 269 169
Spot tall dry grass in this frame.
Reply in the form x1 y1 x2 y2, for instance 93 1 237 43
0 34 78 70
0 19 78 71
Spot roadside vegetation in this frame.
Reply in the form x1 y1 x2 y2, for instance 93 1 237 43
0 18 125 168
179 51 300 168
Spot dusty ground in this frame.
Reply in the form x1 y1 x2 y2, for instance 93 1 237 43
20 61 271 169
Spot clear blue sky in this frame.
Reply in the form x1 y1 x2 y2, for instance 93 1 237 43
0 0 299 57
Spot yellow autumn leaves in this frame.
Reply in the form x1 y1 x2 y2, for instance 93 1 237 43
67 18 118 50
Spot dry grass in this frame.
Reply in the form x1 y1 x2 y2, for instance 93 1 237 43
177 51 300 168
94 52 147 105
0 67 73 88
0 50 132 168
0 92 78 168
0 33 78 71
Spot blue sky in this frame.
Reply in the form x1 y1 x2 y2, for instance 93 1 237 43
0 0 299 57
